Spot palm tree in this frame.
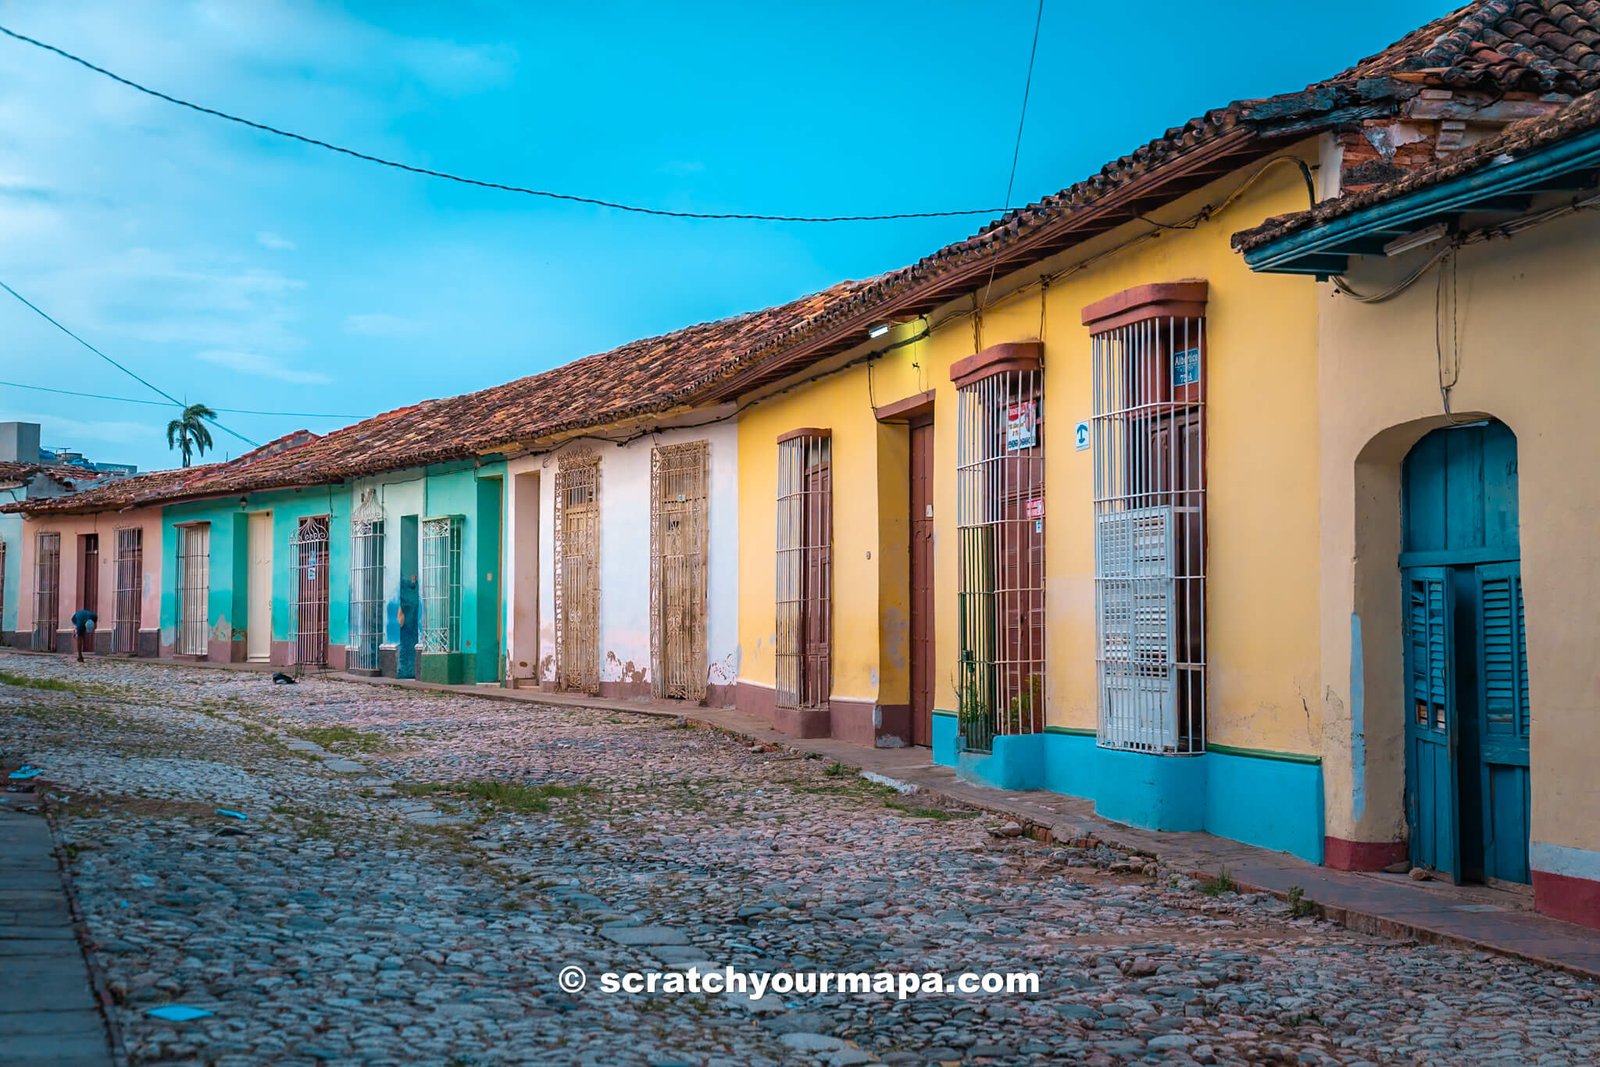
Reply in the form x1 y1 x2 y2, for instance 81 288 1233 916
166 403 217 468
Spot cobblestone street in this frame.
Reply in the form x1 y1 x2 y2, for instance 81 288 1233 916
3 655 1597 1066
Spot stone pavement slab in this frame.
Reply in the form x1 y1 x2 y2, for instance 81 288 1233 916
306 663 1600 980
0 804 114 1067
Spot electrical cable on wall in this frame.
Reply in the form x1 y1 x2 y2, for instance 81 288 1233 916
0 23 1010 224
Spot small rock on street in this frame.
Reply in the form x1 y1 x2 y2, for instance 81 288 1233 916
2 655 1596 1065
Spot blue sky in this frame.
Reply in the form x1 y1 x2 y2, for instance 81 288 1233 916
0 0 1450 471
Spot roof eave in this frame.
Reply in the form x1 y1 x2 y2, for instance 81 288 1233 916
1241 125 1600 274
697 126 1291 403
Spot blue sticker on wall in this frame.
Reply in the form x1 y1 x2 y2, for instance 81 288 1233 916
1173 347 1201 387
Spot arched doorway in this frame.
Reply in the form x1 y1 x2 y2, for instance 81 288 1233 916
1401 420 1529 885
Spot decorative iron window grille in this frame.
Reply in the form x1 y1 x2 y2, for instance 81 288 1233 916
420 515 463 654
175 523 210 656
554 452 601 693
113 527 142 654
955 366 1046 753
288 516 332 668
33 531 60 652
775 431 832 710
1090 303 1207 754
650 441 710 701
348 491 386 673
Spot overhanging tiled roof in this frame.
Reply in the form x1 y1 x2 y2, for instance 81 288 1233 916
5 430 319 515
1338 1 1600 94
1233 89 1600 271
10 284 870 514
17 3 1575 517
0 461 115 492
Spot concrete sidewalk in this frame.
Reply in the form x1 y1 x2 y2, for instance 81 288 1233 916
9 647 1600 982
0 787 115 1066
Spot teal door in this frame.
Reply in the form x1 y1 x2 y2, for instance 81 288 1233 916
1400 422 1529 884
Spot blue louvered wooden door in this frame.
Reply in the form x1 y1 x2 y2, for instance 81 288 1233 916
1473 562 1530 883
1403 568 1459 881
1400 421 1526 885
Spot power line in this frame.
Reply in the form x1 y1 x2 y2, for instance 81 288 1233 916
0 278 259 447
980 0 1046 311
0 379 364 420
0 23 1012 224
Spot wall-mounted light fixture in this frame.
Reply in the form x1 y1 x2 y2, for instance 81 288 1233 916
868 323 891 339
1383 222 1449 257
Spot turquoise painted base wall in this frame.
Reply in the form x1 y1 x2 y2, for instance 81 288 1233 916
932 714 1324 863
0 514 20 636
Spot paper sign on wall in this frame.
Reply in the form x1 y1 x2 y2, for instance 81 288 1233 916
1005 401 1037 451
1074 421 1090 451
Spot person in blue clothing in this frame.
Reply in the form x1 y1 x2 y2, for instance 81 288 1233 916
70 607 97 663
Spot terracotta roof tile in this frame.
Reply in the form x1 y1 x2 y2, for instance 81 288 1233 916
1338 1 1600 93
10 285 870 513
0 461 117 491
1232 88 1600 252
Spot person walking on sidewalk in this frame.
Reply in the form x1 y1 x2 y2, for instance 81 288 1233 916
70 607 97 663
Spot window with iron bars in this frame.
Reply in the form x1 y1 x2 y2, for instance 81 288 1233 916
1088 284 1208 754
175 523 210 656
348 491 386 673
954 358 1046 753
290 516 332 668
34 531 60 652
775 431 831 710
113 527 142 654
420 516 463 654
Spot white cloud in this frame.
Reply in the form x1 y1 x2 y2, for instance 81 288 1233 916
195 349 331 385
343 312 423 338
256 231 295 251
0 406 159 452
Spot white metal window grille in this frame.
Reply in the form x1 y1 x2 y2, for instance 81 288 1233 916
1092 315 1207 753
33 532 60 652
175 524 210 656
554 453 601 693
348 491 386 672
955 370 1046 752
420 516 463 654
775 433 832 709
650 442 710 701
113 527 142 654
289 516 331 668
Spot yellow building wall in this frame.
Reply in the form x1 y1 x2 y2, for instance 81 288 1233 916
1313 207 1600 861
737 143 1323 757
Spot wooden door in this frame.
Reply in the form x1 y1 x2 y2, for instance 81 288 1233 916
556 458 601 694
1401 421 1527 884
79 534 99 617
909 419 935 746
1403 568 1461 881
801 461 831 707
653 443 708 700
247 513 273 661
